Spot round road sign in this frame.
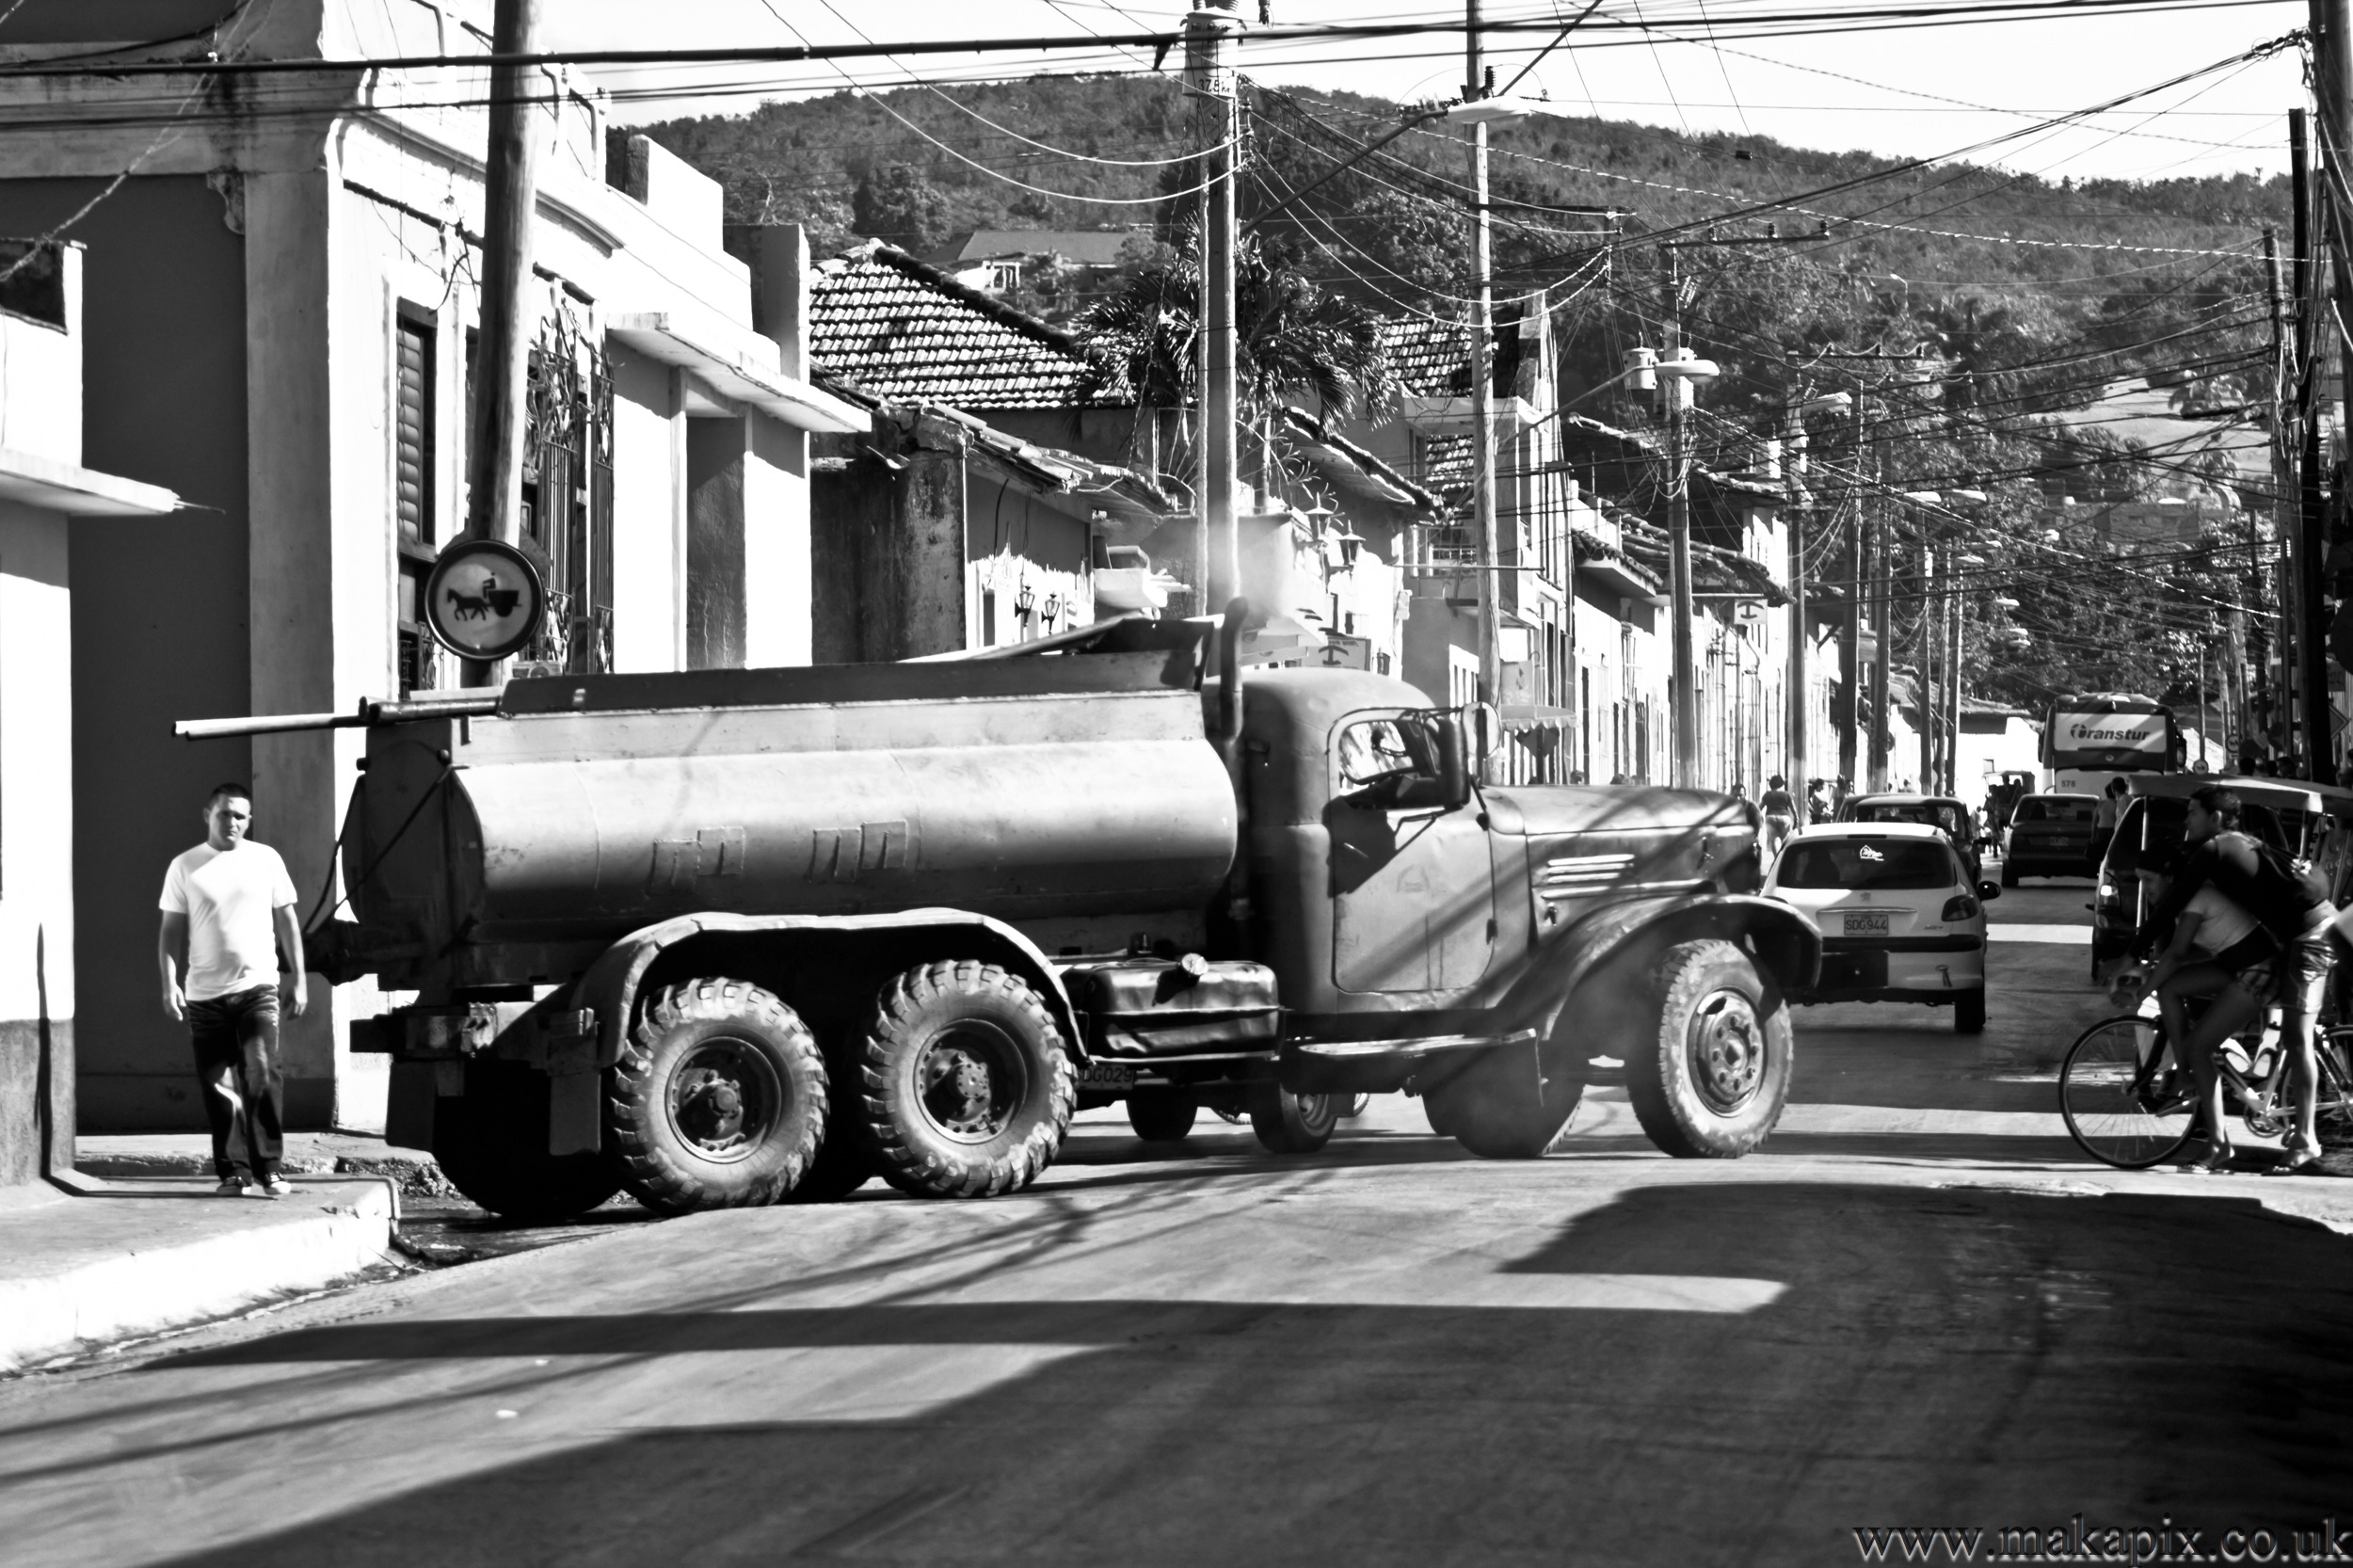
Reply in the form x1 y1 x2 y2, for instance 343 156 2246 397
423 537 545 661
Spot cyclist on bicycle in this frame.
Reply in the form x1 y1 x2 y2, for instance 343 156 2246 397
2120 785 2336 1176
2114 840 2274 1171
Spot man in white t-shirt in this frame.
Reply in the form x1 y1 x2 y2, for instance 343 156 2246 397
157 782 307 1198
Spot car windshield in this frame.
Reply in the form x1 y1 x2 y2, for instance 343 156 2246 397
1856 802 1968 839
2015 799 2095 824
1778 839 1960 890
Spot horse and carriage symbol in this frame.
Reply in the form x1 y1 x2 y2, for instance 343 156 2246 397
423 538 544 659
444 573 523 623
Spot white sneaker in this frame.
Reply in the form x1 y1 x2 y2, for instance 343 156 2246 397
261 1176 293 1197
215 1178 245 1197
238 1180 271 1199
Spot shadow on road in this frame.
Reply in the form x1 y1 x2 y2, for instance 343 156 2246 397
134 1181 2353 1568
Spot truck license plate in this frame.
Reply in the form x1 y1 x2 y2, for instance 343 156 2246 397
1844 911 1890 936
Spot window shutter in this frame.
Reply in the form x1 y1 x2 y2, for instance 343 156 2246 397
395 318 434 545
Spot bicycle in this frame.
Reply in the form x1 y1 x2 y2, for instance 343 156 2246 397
2057 1006 2353 1169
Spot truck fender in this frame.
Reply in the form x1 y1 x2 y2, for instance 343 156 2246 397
1500 893 1821 1047
571 908 1086 1068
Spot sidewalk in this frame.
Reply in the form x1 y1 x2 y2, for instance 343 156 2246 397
0 1132 438 1376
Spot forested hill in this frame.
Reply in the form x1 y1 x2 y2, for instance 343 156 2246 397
630 72 2286 301
631 72 2292 719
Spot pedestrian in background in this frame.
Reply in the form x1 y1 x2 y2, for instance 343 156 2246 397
157 782 307 1198
1758 775 1797 854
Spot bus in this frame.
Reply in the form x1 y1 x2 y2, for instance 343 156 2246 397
2041 692 2183 794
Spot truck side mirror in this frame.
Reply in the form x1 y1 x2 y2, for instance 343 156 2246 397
1437 712 1472 810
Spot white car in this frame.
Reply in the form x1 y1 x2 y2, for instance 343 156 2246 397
1766 822 1997 1033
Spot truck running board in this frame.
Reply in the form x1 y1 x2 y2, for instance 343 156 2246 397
1281 1029 1541 1096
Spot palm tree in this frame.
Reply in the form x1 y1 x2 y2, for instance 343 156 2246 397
1074 223 1396 492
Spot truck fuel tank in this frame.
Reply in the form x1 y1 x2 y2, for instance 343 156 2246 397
344 659 1240 948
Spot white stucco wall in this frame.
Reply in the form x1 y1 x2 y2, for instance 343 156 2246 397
0 506 71 1028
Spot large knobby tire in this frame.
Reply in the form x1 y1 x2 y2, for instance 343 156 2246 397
1955 988 1988 1034
858 961 1075 1199
431 1058 623 1222
609 979 828 1214
1248 1084 1337 1154
1127 1088 1199 1144
1427 1038 1587 1159
1625 939 1793 1159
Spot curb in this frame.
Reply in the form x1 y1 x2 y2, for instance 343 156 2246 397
0 1179 403 1376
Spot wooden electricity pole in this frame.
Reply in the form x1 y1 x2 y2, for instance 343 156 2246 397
1186 1 1244 631
1464 5 1507 779
460 0 541 682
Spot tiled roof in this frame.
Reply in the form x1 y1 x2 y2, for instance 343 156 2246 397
1379 316 1471 397
808 241 1127 410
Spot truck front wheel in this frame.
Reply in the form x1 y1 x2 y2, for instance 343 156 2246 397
1425 1040 1584 1159
432 1059 623 1222
857 961 1075 1199
1248 1084 1337 1154
1127 1088 1199 1143
1625 939 1793 1159
609 979 829 1213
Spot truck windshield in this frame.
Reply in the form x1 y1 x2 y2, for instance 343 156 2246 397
1779 840 1959 890
1337 716 1438 788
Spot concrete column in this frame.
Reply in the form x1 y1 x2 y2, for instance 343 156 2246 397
743 413 810 668
608 344 684 673
0 507 73 1188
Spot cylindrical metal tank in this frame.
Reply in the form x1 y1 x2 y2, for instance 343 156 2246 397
350 684 1238 941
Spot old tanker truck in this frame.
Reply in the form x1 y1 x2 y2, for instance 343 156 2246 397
194 613 1819 1219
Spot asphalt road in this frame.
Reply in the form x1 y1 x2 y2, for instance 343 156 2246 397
7 877 2353 1568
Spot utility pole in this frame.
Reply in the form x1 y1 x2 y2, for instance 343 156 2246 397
1838 389 1864 788
2292 107 2331 776
1867 427 1891 792
1918 535 1935 792
461 0 541 683
1662 249 1701 789
1784 400 1808 790
2264 225 2292 765
1186 2 1244 634
1463 5 1506 780
1946 544 1963 793
2317 0 2353 778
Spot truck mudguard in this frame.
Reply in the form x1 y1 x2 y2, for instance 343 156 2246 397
1498 892 1823 1048
572 909 1086 1068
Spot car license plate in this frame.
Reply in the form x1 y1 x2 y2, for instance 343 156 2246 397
1844 911 1890 936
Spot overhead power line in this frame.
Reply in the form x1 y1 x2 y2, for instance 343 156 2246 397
0 0 2303 78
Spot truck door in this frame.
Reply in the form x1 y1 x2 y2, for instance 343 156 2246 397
1326 711 1496 996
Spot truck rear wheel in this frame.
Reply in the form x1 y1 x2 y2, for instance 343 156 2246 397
1127 1088 1199 1143
432 1059 623 1222
857 961 1075 1199
609 979 828 1214
1625 939 1792 1159
1248 1084 1337 1154
1426 1040 1585 1159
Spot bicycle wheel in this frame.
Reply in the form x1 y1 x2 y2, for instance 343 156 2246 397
2059 1016 2199 1169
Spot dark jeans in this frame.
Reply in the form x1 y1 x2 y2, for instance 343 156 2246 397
187 984 284 1181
